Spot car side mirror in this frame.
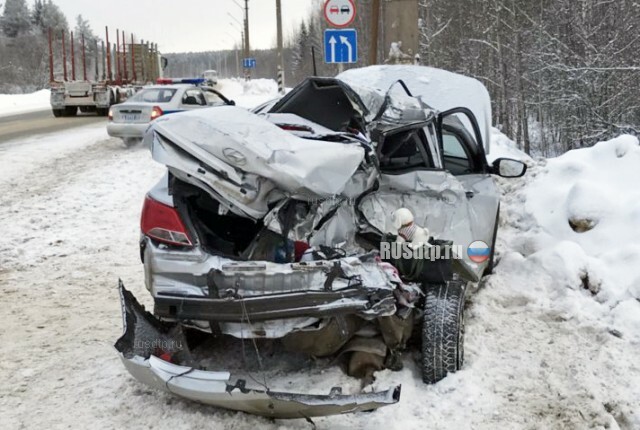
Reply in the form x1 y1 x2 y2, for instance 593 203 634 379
492 158 527 178
228 100 236 106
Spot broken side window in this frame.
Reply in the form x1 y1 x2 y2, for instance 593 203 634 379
378 127 434 173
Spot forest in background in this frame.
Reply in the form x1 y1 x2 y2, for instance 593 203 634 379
281 0 640 154
2 0 639 154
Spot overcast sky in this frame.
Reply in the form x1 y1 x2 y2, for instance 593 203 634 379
53 0 316 53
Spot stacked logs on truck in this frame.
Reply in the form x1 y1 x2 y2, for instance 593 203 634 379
48 26 161 85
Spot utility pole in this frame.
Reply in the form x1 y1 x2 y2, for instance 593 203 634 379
382 0 420 63
276 0 284 93
235 44 240 78
244 0 251 80
370 0 381 65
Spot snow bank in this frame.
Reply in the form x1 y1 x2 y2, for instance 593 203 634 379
0 89 50 117
510 135 640 338
215 78 278 109
460 134 640 428
486 128 533 163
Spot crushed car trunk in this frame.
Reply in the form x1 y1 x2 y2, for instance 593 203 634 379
145 105 367 219
115 282 401 418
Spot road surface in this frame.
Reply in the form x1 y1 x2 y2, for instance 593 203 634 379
0 109 106 144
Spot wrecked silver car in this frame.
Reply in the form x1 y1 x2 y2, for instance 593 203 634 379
116 65 527 418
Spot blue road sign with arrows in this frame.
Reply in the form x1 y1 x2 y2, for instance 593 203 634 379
243 58 257 68
324 29 357 64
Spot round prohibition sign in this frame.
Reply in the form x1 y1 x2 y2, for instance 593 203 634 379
323 0 357 28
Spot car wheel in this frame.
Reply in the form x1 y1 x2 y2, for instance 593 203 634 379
52 109 64 118
64 106 77 117
483 206 500 276
421 279 466 384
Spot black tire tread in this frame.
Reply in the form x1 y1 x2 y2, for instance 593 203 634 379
421 280 466 384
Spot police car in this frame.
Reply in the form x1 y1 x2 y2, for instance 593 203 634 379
107 78 234 146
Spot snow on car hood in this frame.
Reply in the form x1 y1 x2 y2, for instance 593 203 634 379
145 106 366 214
338 65 493 153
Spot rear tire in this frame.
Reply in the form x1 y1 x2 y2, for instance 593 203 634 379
64 106 77 117
421 280 466 384
52 109 63 118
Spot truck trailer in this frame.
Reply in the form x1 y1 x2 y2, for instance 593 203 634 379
48 27 166 117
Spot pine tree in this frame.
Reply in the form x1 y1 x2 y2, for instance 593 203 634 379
31 0 43 28
291 20 309 82
40 0 67 33
74 14 93 40
1 0 31 37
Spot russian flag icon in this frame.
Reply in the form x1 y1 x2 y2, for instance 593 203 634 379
467 240 491 263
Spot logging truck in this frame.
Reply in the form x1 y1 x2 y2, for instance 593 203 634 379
48 26 167 117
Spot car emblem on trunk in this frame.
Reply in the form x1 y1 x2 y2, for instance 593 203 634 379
222 148 247 166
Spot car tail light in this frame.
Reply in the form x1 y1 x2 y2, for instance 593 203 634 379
141 196 192 247
150 106 163 120
108 108 113 121
277 124 313 133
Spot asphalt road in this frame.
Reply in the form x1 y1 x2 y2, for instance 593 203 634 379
0 109 106 144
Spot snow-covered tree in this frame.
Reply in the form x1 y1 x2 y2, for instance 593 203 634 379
74 14 93 40
39 0 67 33
31 0 43 28
290 20 309 82
1 0 31 37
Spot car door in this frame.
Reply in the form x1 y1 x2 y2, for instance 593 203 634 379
357 121 481 281
437 108 500 259
180 88 208 111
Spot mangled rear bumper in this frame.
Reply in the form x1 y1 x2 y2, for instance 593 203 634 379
115 282 401 418
153 287 396 322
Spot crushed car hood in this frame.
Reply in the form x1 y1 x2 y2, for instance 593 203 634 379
338 65 493 153
115 282 401 418
144 106 366 218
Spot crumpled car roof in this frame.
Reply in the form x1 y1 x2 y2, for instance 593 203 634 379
338 65 493 152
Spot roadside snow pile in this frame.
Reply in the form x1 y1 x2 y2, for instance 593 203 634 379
215 78 243 98
446 133 640 429
487 128 534 163
0 89 50 117
242 78 278 96
215 78 278 109
504 135 640 338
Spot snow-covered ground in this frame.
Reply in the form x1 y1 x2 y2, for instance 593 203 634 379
1 84 639 429
0 89 50 118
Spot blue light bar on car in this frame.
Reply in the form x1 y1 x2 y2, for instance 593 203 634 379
180 78 206 84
